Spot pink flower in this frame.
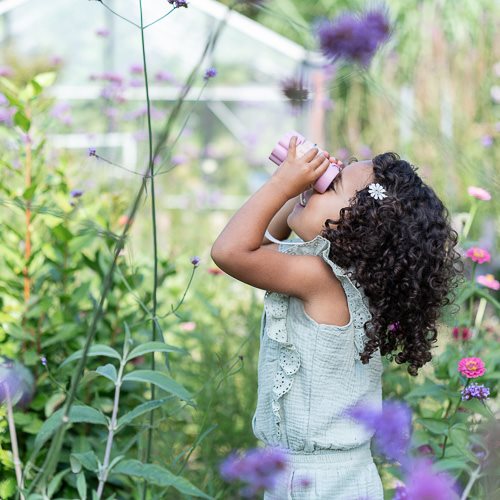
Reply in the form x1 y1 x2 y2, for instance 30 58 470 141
179 321 196 332
476 274 500 290
467 186 491 201
465 247 491 264
458 357 486 378
452 326 472 341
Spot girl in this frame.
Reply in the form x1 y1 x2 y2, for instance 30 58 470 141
211 136 462 499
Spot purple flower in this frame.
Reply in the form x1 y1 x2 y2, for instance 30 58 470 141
316 7 391 67
481 135 493 148
219 446 289 497
203 67 217 81
40 356 47 367
191 256 201 267
70 189 83 198
129 63 143 75
168 0 188 8
50 102 72 126
0 356 35 409
0 66 13 78
88 147 97 157
397 458 460 499
461 383 490 402
0 107 15 125
155 70 175 83
95 27 110 37
346 399 412 462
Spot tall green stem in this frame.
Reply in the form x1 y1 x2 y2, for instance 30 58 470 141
139 2 161 500
462 201 478 240
469 262 477 325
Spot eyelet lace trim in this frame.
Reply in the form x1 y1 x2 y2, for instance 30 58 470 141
263 235 372 440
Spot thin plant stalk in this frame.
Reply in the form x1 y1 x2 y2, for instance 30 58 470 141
460 464 483 500
138 3 161 499
441 378 471 459
469 262 477 325
462 200 478 240
96 358 127 498
3 384 26 500
474 297 487 331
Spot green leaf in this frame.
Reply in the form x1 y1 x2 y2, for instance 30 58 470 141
33 71 57 88
405 378 449 399
96 364 118 383
108 455 125 472
126 341 188 362
70 454 82 474
59 344 122 368
47 468 71 497
122 370 193 403
71 451 99 473
23 183 37 201
13 109 31 132
433 458 473 474
77 471 87 500
415 418 449 435
116 397 176 430
112 459 212 498
35 405 108 449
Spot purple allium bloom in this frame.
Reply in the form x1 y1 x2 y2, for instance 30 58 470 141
0 92 7 105
359 144 372 157
346 399 412 462
155 70 175 83
168 0 188 8
220 446 289 497
0 356 35 409
191 256 201 267
0 66 14 77
481 135 493 148
40 356 47 367
129 63 143 75
129 78 143 88
316 7 391 67
88 147 97 157
398 458 460 499
461 383 490 402
280 76 310 108
203 67 217 81
70 189 83 198
0 107 15 125
50 102 72 125
171 154 187 166
393 485 408 499
95 27 110 37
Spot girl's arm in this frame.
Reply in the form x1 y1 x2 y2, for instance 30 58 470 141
211 137 333 299
262 195 298 245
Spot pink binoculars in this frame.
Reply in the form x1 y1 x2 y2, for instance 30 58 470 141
269 131 341 193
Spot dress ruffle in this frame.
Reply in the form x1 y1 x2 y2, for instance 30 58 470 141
263 235 373 440
263 291 301 439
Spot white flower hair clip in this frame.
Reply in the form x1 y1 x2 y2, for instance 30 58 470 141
368 183 387 200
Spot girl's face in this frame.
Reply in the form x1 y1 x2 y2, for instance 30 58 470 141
287 160 375 241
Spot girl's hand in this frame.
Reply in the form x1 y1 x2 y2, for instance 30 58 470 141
270 136 331 199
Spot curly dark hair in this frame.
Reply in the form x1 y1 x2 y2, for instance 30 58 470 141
321 152 465 376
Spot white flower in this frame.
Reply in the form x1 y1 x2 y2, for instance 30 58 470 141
368 183 387 200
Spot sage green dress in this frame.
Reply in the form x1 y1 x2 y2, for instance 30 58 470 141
252 234 384 500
